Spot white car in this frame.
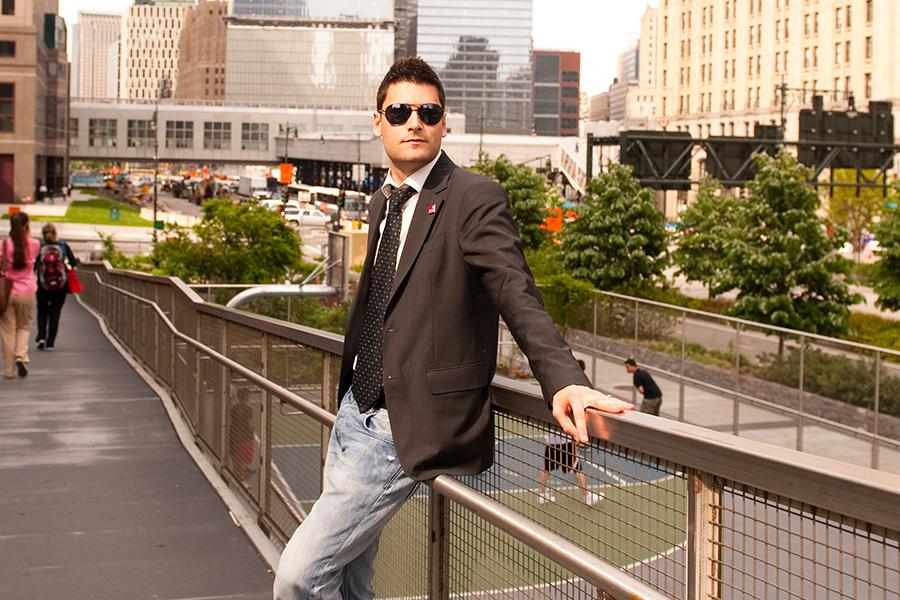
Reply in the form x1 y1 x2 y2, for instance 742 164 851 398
285 206 330 228
258 198 300 212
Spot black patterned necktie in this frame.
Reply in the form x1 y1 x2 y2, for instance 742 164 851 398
352 184 416 412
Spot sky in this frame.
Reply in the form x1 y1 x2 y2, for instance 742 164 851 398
58 0 655 96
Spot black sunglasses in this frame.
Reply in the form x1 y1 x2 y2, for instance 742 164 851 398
379 103 444 126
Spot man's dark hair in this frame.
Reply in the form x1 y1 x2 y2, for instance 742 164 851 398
624 357 637 367
376 57 446 111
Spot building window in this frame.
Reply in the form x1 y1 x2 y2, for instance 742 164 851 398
0 83 12 132
865 73 872 98
835 7 842 29
561 71 579 83
867 0 873 23
561 87 578 98
88 118 117 147
127 119 154 148
845 4 851 28
165 120 193 149
561 102 578 115
845 40 851 62
1 0 13 16
0 41 14 57
865 36 873 59
68 118 78 145
203 121 230 150
834 42 842 64
241 122 268 151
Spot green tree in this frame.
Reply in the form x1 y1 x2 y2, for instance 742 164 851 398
718 150 859 337
560 163 669 293
827 169 885 262
151 199 305 283
672 177 740 298
471 153 553 249
872 191 900 310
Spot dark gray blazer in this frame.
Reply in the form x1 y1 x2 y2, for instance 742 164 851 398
338 152 589 480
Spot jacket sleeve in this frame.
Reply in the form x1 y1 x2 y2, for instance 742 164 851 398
456 178 590 406
63 241 78 267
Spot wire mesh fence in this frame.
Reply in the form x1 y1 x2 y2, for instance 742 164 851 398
79 265 900 600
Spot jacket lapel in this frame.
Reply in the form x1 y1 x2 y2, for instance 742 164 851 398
389 153 454 302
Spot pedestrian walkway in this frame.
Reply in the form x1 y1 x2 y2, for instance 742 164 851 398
0 299 273 599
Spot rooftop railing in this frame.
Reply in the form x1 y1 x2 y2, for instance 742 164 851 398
81 263 900 599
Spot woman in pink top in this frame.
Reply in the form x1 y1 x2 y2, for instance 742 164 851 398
1 212 40 378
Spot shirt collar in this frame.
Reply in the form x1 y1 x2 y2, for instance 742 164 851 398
381 151 442 197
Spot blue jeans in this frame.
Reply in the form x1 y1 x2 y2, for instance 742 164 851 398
273 391 419 599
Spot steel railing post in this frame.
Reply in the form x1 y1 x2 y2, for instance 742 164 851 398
220 321 229 465
427 486 450 600
733 324 741 436
797 337 806 453
591 295 598 383
687 469 720 600
872 351 881 470
259 332 271 516
679 310 686 422
321 352 339 492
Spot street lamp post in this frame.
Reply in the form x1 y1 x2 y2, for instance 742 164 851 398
153 78 171 243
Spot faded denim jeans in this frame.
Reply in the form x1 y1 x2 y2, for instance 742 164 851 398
273 391 419 599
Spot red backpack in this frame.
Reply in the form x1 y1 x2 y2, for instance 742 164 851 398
37 243 68 292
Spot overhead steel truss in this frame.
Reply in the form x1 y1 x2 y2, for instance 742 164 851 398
586 133 898 193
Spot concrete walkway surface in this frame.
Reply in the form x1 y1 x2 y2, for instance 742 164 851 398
0 298 273 600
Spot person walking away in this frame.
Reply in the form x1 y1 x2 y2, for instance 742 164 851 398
273 57 633 600
35 223 77 351
1 213 40 378
624 357 663 416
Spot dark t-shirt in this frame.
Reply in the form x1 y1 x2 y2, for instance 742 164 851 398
633 368 662 398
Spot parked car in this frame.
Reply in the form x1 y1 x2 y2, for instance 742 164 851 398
285 206 329 228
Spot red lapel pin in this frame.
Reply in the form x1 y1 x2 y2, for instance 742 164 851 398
427 204 435 215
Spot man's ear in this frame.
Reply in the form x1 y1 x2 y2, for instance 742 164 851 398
373 112 382 138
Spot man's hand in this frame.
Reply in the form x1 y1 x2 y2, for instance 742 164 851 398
551 385 634 444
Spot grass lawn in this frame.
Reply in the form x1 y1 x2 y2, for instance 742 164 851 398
4 198 152 227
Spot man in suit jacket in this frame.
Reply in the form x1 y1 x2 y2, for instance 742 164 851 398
274 57 633 600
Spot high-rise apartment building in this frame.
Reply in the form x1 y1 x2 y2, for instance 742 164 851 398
119 1 193 100
639 7 657 90
533 50 580 136
177 0 227 100
653 0 899 141
75 12 120 99
0 0 68 202
416 0 534 134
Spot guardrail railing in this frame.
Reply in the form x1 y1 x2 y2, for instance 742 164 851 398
191 282 900 474
81 263 900 599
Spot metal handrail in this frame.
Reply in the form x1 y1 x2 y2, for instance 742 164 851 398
596 288 900 358
87 269 667 600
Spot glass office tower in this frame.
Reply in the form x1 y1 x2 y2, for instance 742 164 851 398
416 0 533 134
230 0 308 17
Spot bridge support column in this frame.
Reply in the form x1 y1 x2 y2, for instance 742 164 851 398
687 470 720 600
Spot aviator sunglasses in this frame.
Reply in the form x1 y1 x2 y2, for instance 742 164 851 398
379 103 445 126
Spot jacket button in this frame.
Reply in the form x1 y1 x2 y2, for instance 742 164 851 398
386 375 393 380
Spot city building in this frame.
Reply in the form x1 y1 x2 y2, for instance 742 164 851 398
416 0 534 135
74 11 120 99
223 16 393 109
177 0 227 100
589 92 610 121
653 0 899 141
119 1 193 100
0 0 68 202
532 50 580 137
229 0 307 17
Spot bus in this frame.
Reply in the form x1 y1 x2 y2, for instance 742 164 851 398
286 183 369 220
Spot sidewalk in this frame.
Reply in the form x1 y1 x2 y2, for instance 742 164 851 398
0 299 273 599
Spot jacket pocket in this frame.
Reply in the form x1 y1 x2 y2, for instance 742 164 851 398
425 361 490 395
